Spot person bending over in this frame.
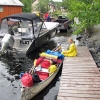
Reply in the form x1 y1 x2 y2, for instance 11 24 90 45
61 38 77 57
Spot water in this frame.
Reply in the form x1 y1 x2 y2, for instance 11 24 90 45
0 32 71 100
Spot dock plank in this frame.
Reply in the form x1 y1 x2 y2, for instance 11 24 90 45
60 84 100 88
58 89 100 94
60 78 100 82
61 70 99 73
61 73 100 77
59 86 100 91
57 96 100 100
58 92 100 98
63 67 98 70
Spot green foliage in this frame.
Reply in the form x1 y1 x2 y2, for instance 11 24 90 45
52 11 62 17
63 0 100 34
35 0 49 13
20 0 32 12
34 0 63 14
54 1 63 10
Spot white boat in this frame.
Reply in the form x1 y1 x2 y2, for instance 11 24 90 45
0 13 59 55
21 47 63 100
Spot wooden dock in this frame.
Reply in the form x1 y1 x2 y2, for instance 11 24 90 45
57 46 100 100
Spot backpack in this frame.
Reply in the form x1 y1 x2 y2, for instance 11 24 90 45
33 74 41 83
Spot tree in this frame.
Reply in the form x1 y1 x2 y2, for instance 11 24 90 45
35 0 49 14
62 0 100 35
20 0 33 12
52 10 62 17
54 1 63 10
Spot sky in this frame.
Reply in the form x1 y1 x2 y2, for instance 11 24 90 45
53 0 62 2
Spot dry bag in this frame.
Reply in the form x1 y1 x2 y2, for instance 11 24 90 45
21 73 34 87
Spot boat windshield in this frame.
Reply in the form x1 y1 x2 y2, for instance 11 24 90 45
4 18 34 39
33 19 42 38
0 19 9 37
20 20 34 39
0 18 43 39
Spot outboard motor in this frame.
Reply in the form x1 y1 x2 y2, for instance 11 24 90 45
0 34 15 55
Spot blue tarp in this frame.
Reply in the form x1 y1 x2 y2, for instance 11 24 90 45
46 50 64 60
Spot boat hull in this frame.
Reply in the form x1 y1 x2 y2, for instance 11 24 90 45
21 63 62 100
26 28 56 54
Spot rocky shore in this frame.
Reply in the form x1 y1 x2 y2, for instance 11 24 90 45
76 24 100 69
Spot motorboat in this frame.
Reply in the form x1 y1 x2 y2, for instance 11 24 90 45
0 13 59 55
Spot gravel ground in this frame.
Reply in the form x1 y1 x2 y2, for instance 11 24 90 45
76 24 100 69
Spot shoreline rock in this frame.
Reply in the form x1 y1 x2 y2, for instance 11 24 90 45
77 25 100 69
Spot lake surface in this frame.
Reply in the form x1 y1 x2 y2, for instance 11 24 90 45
0 32 71 100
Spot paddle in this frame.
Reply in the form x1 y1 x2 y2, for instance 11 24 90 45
29 65 36 74
52 44 61 51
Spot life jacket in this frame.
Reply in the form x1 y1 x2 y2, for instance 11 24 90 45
21 73 34 87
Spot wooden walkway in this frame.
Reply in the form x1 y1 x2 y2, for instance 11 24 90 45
57 46 100 100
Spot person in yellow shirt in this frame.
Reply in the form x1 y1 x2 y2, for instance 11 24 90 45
61 38 77 57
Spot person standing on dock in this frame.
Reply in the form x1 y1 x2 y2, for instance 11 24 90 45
61 38 77 57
